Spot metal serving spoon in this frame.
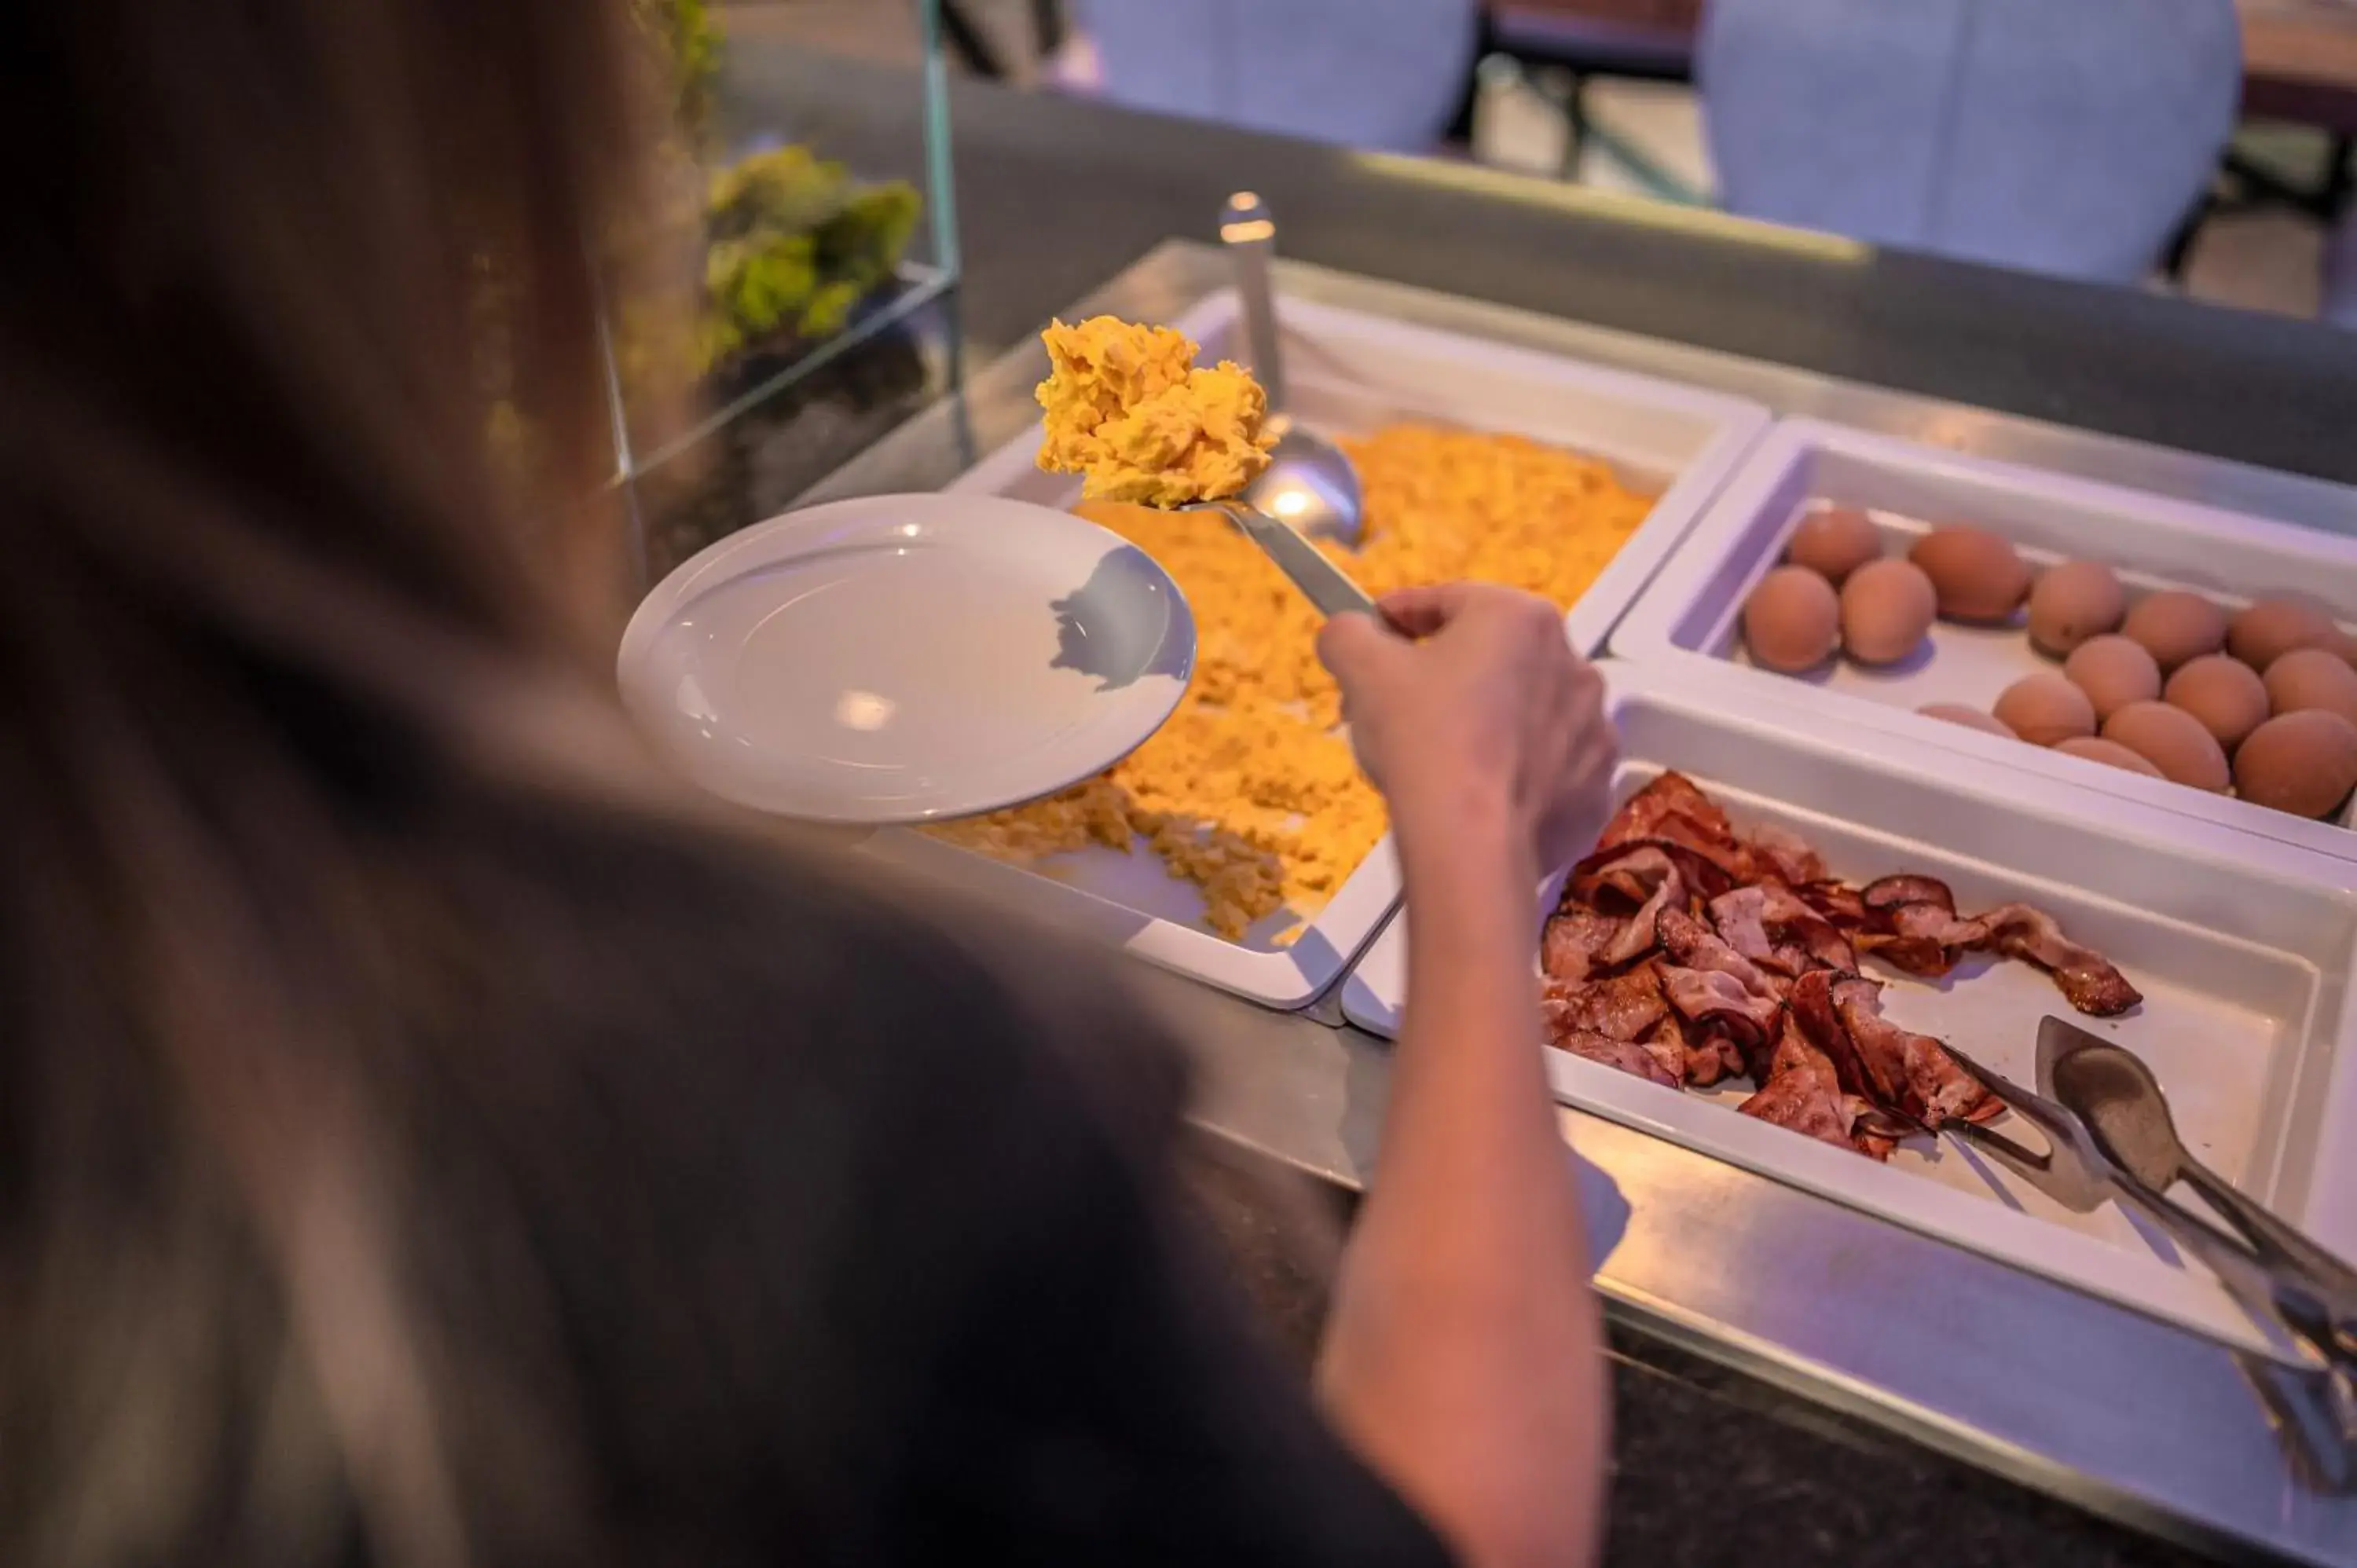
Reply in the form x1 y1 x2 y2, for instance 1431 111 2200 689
1126 196 1382 622
1219 191 1365 548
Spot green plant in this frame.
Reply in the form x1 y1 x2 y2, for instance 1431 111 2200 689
631 0 724 145
692 145 921 370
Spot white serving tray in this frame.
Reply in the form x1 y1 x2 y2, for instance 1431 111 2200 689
863 289 1769 1008
1610 417 2357 857
1340 660 2357 1361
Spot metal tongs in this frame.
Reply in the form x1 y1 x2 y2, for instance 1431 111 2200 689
1941 1017 2357 1387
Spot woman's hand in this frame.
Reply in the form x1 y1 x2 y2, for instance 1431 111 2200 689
1318 584 1616 878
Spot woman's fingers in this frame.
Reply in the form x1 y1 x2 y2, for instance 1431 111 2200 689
1372 582 1478 639
1314 610 1404 686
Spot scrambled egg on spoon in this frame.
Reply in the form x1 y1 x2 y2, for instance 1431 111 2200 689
1034 316 1275 506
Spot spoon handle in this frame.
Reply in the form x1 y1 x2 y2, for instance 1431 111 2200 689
1209 500 1377 621
1220 192 1287 415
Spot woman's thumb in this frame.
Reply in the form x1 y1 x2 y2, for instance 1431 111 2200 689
1316 610 1398 684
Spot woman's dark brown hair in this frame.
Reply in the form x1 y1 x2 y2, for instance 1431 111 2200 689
0 2 704 1562
0 5 1406 1565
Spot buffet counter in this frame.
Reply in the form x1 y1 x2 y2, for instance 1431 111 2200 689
669 44 2357 1566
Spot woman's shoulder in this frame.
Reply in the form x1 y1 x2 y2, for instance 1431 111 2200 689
422 789 1193 1160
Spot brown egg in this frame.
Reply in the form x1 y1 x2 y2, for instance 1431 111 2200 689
2234 710 2357 819
1992 673 2095 746
2161 654 2271 749
1839 559 1937 665
2062 635 2163 722
2102 701 2230 791
2055 735 2165 778
1909 527 2031 623
1784 506 1882 584
2025 560 2126 656
2227 595 2346 672
1916 703 2017 739
1741 566 1841 672
2120 590 2227 672
2264 647 2357 727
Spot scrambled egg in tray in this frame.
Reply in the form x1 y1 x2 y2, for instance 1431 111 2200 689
930 320 1655 943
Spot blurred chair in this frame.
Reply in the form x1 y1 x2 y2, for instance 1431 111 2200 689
1699 0 2241 284
2328 212 2357 327
1069 0 1481 152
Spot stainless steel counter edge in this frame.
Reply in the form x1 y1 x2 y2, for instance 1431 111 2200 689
801 244 2357 1565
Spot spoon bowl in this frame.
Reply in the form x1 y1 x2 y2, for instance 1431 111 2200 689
1221 190 1366 547
1247 420 1365 547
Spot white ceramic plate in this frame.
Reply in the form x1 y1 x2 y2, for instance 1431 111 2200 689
619 494 1194 824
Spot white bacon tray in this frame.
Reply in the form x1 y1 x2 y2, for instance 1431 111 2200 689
1340 660 2357 1361
862 290 1769 1007
1609 417 2357 857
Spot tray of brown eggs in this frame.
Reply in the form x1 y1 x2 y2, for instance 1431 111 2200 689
1611 418 2357 861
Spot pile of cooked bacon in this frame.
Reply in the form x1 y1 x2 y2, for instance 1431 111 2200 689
1541 773 2142 1160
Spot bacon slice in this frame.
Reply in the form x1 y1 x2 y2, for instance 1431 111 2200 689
1572 837 1734 907
1849 1114 1899 1163
1660 965 1783 1037
1796 879 1869 930
1741 822 1827 887
1739 1012 1890 1158
1549 1028 1683 1089
1562 845 1688 969
1541 906 1625 984
1601 771 1734 852
1853 874 1978 976
1761 1007 1820 1079
1788 969 1882 1105
1886 902 1991 947
1543 965 1670 1044
1828 976 1999 1127
1848 881 2142 1017
1855 932 1955 977
1574 844 1675 907
1738 1017 1857 1152
1606 877 1681 966
1709 883 1857 975
1538 773 2143 1159
1681 1028 1750 1087
1638 1013 1691 1086
1656 907 1779 1001
1706 885 1777 967
1646 825 1747 888
1971 903 2143 1017
1659 964 1784 1083
1736 1066 1855 1148
1863 874 1957 914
